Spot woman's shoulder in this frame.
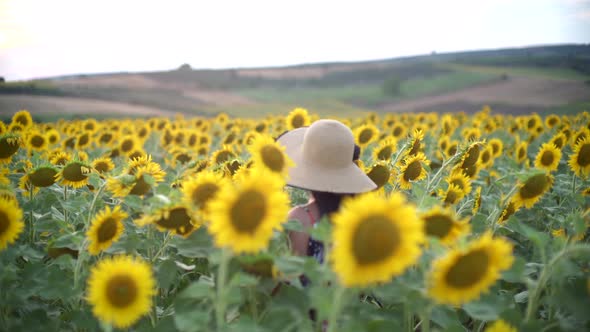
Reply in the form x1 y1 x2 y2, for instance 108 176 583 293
288 203 316 228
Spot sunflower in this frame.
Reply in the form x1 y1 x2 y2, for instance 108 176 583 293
207 169 289 253
26 165 58 187
285 107 311 130
49 150 71 166
479 146 494 169
11 110 33 129
446 170 472 195
513 173 553 209
534 143 561 172
26 130 48 152
210 146 236 165
86 255 155 329
406 129 424 156
488 138 503 158
472 187 482 214
107 163 166 197
391 122 407 139
354 123 380 148
119 135 140 156
136 205 197 237
330 191 424 287
86 206 128 255
96 131 115 147
572 128 589 147
372 136 397 162
56 161 92 188
75 132 92 150
549 132 567 150
421 206 469 245
498 200 519 224
428 232 513 305
398 153 429 190
544 114 560 129
181 171 228 220
514 141 528 164
247 134 294 178
365 162 393 191
569 137 590 177
0 197 24 251
446 140 459 158
440 183 465 206
460 142 483 169
485 320 517 332
0 134 21 163
170 149 192 167
92 157 115 174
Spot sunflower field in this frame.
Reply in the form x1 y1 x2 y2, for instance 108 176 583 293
1 108 590 332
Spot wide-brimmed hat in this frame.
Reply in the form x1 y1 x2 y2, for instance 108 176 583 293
277 119 377 193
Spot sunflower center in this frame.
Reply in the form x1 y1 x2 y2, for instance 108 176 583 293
408 140 421 156
29 167 58 187
260 145 285 172
519 174 549 199
100 133 113 144
377 146 393 160
518 147 526 160
481 150 491 164
78 134 89 147
444 189 460 205
359 129 373 144
0 137 20 159
156 207 193 233
491 143 500 155
97 217 118 243
230 190 266 234
462 145 480 168
553 137 564 149
63 163 88 182
175 153 191 164
450 179 464 190
445 249 489 288
214 150 234 164
577 144 590 167
31 135 45 148
352 215 400 265
368 165 390 188
291 114 304 128
403 161 422 182
121 139 134 152
191 182 219 208
392 126 403 137
94 161 110 173
424 214 453 238
15 114 30 127
106 275 138 308
540 150 554 166
129 176 151 196
0 211 8 235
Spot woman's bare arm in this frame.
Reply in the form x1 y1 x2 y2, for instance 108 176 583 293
287 207 312 256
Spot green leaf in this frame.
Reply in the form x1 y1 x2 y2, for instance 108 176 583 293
514 290 528 303
462 291 511 321
309 217 331 243
52 231 84 250
124 195 143 211
283 219 304 232
156 259 178 290
512 222 549 250
170 228 213 258
179 280 214 300
431 305 461 329
229 271 260 288
88 173 102 188
274 255 305 276
502 256 526 282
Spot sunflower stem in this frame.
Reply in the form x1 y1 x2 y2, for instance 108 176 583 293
63 186 68 224
326 285 346 332
29 185 35 243
525 243 590 322
572 173 577 194
403 303 413 332
215 247 231 331
151 231 172 263
419 306 431 332
73 239 89 292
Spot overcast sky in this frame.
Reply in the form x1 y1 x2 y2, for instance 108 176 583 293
0 0 589 81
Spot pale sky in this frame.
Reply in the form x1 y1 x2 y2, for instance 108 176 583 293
0 0 589 81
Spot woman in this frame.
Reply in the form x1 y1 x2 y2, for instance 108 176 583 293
276 119 377 263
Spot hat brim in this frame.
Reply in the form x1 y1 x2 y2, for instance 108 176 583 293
277 127 377 194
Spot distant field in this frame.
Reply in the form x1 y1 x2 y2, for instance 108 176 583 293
1 44 589 119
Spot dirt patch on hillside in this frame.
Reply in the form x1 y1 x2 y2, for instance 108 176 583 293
236 61 395 79
58 74 162 89
378 76 590 113
0 95 175 117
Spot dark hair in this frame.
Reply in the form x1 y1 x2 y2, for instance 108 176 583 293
311 144 361 219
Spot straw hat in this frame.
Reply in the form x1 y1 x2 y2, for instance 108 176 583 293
277 119 377 193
